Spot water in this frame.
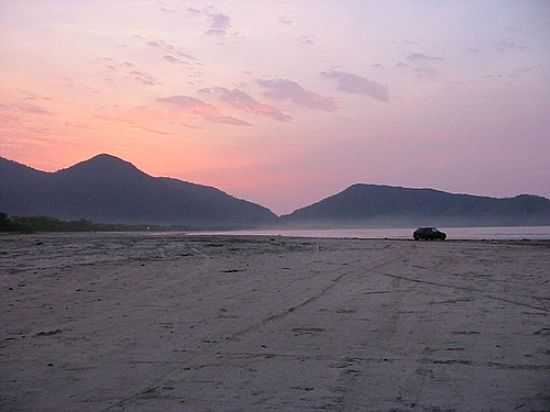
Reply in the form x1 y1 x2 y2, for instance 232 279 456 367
190 226 550 240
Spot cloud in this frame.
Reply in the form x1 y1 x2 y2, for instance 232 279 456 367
199 87 292 121
146 39 196 61
96 114 172 135
132 125 172 135
183 8 232 37
404 53 443 80
158 95 215 113
1 102 53 116
187 7 201 16
163 55 189 65
209 116 251 127
96 57 160 87
407 53 444 63
257 79 336 111
483 74 504 79
130 70 158 86
507 66 538 79
16 90 52 102
177 51 196 61
414 67 438 80
299 35 314 46
496 39 527 52
158 95 250 126
279 16 293 25
205 12 231 36
513 66 536 74
18 103 52 115
147 40 161 48
321 71 389 102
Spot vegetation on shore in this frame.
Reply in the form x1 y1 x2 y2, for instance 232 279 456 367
0 213 166 233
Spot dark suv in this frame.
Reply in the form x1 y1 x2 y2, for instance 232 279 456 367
413 227 447 240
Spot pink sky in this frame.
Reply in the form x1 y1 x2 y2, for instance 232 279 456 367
1 1 549 214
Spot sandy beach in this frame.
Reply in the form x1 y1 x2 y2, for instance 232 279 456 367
1 233 549 411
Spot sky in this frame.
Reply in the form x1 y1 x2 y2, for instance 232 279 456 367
1 0 549 215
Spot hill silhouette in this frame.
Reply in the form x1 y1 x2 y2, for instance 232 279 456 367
3 156 550 229
281 184 550 227
0 154 277 228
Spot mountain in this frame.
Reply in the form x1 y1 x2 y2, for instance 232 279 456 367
281 184 550 227
0 154 277 228
3 156 549 229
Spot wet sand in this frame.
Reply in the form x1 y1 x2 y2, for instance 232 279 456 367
1 233 549 411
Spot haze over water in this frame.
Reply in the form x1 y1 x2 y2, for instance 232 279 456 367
190 226 550 240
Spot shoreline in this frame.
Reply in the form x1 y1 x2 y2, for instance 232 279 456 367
2 229 550 244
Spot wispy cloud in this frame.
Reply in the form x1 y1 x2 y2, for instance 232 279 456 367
18 90 52 102
414 67 438 80
482 74 504 80
299 35 314 46
183 7 232 36
507 66 538 79
279 16 293 25
496 39 527 52
96 114 172 135
407 53 444 63
163 55 189 65
199 87 292 121
130 70 158 86
18 103 52 115
187 7 201 16
158 95 217 113
97 57 160 87
405 53 443 80
1 102 53 116
321 70 389 102
205 12 231 36
146 39 196 61
158 95 251 126
210 116 251 127
257 79 336 111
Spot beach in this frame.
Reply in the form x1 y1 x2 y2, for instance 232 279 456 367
1 233 549 411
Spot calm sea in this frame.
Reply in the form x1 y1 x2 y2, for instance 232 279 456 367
189 226 550 240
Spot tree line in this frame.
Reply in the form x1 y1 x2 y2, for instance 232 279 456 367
0 213 163 233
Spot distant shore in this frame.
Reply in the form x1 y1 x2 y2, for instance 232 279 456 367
2 213 550 240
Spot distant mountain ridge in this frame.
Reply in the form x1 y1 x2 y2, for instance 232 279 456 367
281 184 550 227
2 155 549 229
0 154 277 228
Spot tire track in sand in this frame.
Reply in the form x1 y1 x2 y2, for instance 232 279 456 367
100 251 404 411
